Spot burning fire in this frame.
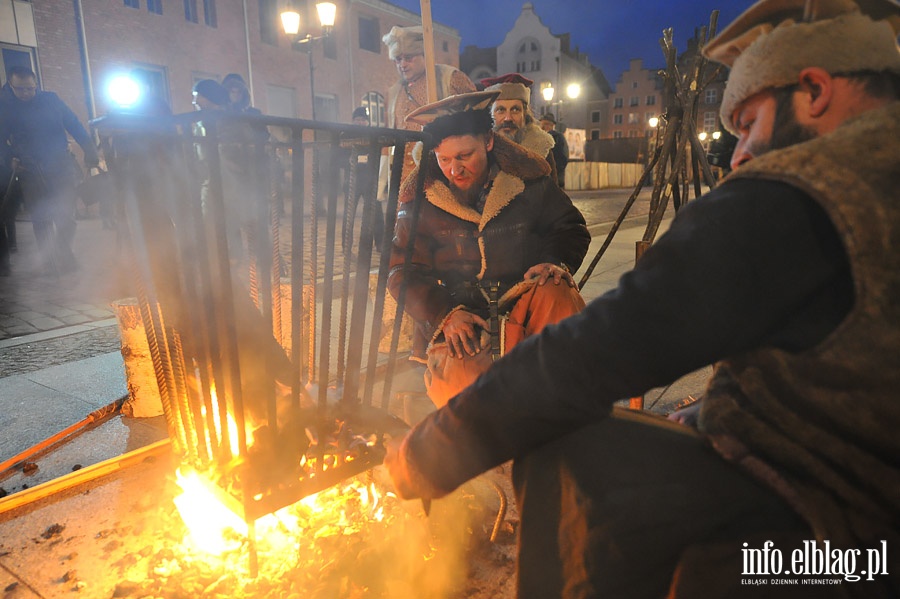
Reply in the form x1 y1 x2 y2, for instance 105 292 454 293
174 468 386 558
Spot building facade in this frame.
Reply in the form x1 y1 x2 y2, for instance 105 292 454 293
460 2 609 137
607 58 663 143
0 0 463 131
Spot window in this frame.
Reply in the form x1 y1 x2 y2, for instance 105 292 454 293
184 0 198 23
646 112 655 122
632 81 638 89
591 111 600 123
646 95 655 106
358 16 380 53
132 64 170 107
125 0 139 8
590 130 600 140
613 131 623 139
705 89 718 104
515 37 541 75
259 0 278 45
267 84 295 118
442 41 448 52
614 97 623 109
613 114 623 125
315 94 339 123
704 111 717 132
628 113 639 124
147 0 162 13
361 91 386 127
202 0 216 26
630 96 639 107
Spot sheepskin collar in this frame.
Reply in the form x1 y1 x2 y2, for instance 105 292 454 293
511 122 555 161
399 134 550 230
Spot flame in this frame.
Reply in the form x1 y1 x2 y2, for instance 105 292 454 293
200 384 244 457
174 468 387 558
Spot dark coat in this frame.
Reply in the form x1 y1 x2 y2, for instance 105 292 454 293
0 88 98 172
388 134 590 355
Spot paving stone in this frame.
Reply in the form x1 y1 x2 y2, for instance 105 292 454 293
59 313 92 325
82 308 113 319
1 323 38 338
8 311 45 321
28 317 66 331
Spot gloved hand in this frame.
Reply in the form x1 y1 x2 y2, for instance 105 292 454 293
384 435 449 501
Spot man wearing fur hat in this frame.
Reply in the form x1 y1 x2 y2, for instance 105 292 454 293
482 73 560 184
387 90 589 408
382 25 475 180
385 0 900 596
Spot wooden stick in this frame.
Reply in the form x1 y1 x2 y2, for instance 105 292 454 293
0 396 126 478
0 439 172 516
419 0 438 104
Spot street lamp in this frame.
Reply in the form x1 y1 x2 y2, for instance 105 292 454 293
280 1 337 120
541 81 581 123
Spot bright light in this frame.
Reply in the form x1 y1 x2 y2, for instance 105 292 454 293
712 131 722 140
174 469 247 555
566 83 581 100
698 131 708 141
107 76 141 109
542 86 554 102
280 9 301 35
648 116 659 128
316 2 336 27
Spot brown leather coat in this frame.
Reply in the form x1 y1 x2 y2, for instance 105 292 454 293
388 135 589 356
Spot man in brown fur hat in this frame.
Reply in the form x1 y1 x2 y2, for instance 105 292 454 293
387 90 589 408
385 0 900 597
482 73 560 184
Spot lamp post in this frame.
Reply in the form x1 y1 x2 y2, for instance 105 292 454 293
540 81 581 125
280 2 336 121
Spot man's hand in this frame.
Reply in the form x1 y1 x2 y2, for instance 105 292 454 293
442 309 489 358
668 399 702 428
384 436 430 500
524 262 575 287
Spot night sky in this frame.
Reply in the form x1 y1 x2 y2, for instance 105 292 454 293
387 0 747 81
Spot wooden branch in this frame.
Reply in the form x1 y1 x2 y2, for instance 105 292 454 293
0 439 172 516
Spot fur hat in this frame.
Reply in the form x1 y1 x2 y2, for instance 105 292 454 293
704 0 900 134
352 106 369 120
480 73 534 105
406 90 500 145
193 79 229 107
382 26 424 60
539 112 556 124
222 73 248 90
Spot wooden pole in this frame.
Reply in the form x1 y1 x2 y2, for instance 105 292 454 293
419 0 438 103
0 397 126 478
0 439 171 516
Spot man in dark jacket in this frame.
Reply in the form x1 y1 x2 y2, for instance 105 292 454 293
388 90 589 408
385 1 900 597
0 66 99 274
539 113 569 188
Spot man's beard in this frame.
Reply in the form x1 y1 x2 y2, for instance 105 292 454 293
750 89 817 157
494 123 521 141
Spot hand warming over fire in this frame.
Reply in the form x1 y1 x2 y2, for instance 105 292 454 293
384 435 448 501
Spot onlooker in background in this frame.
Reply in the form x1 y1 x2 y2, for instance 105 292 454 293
539 112 569 188
481 73 558 184
0 65 99 275
382 25 476 182
342 106 383 252
192 79 257 255
222 73 283 218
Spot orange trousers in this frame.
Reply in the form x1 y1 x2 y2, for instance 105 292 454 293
424 280 585 408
